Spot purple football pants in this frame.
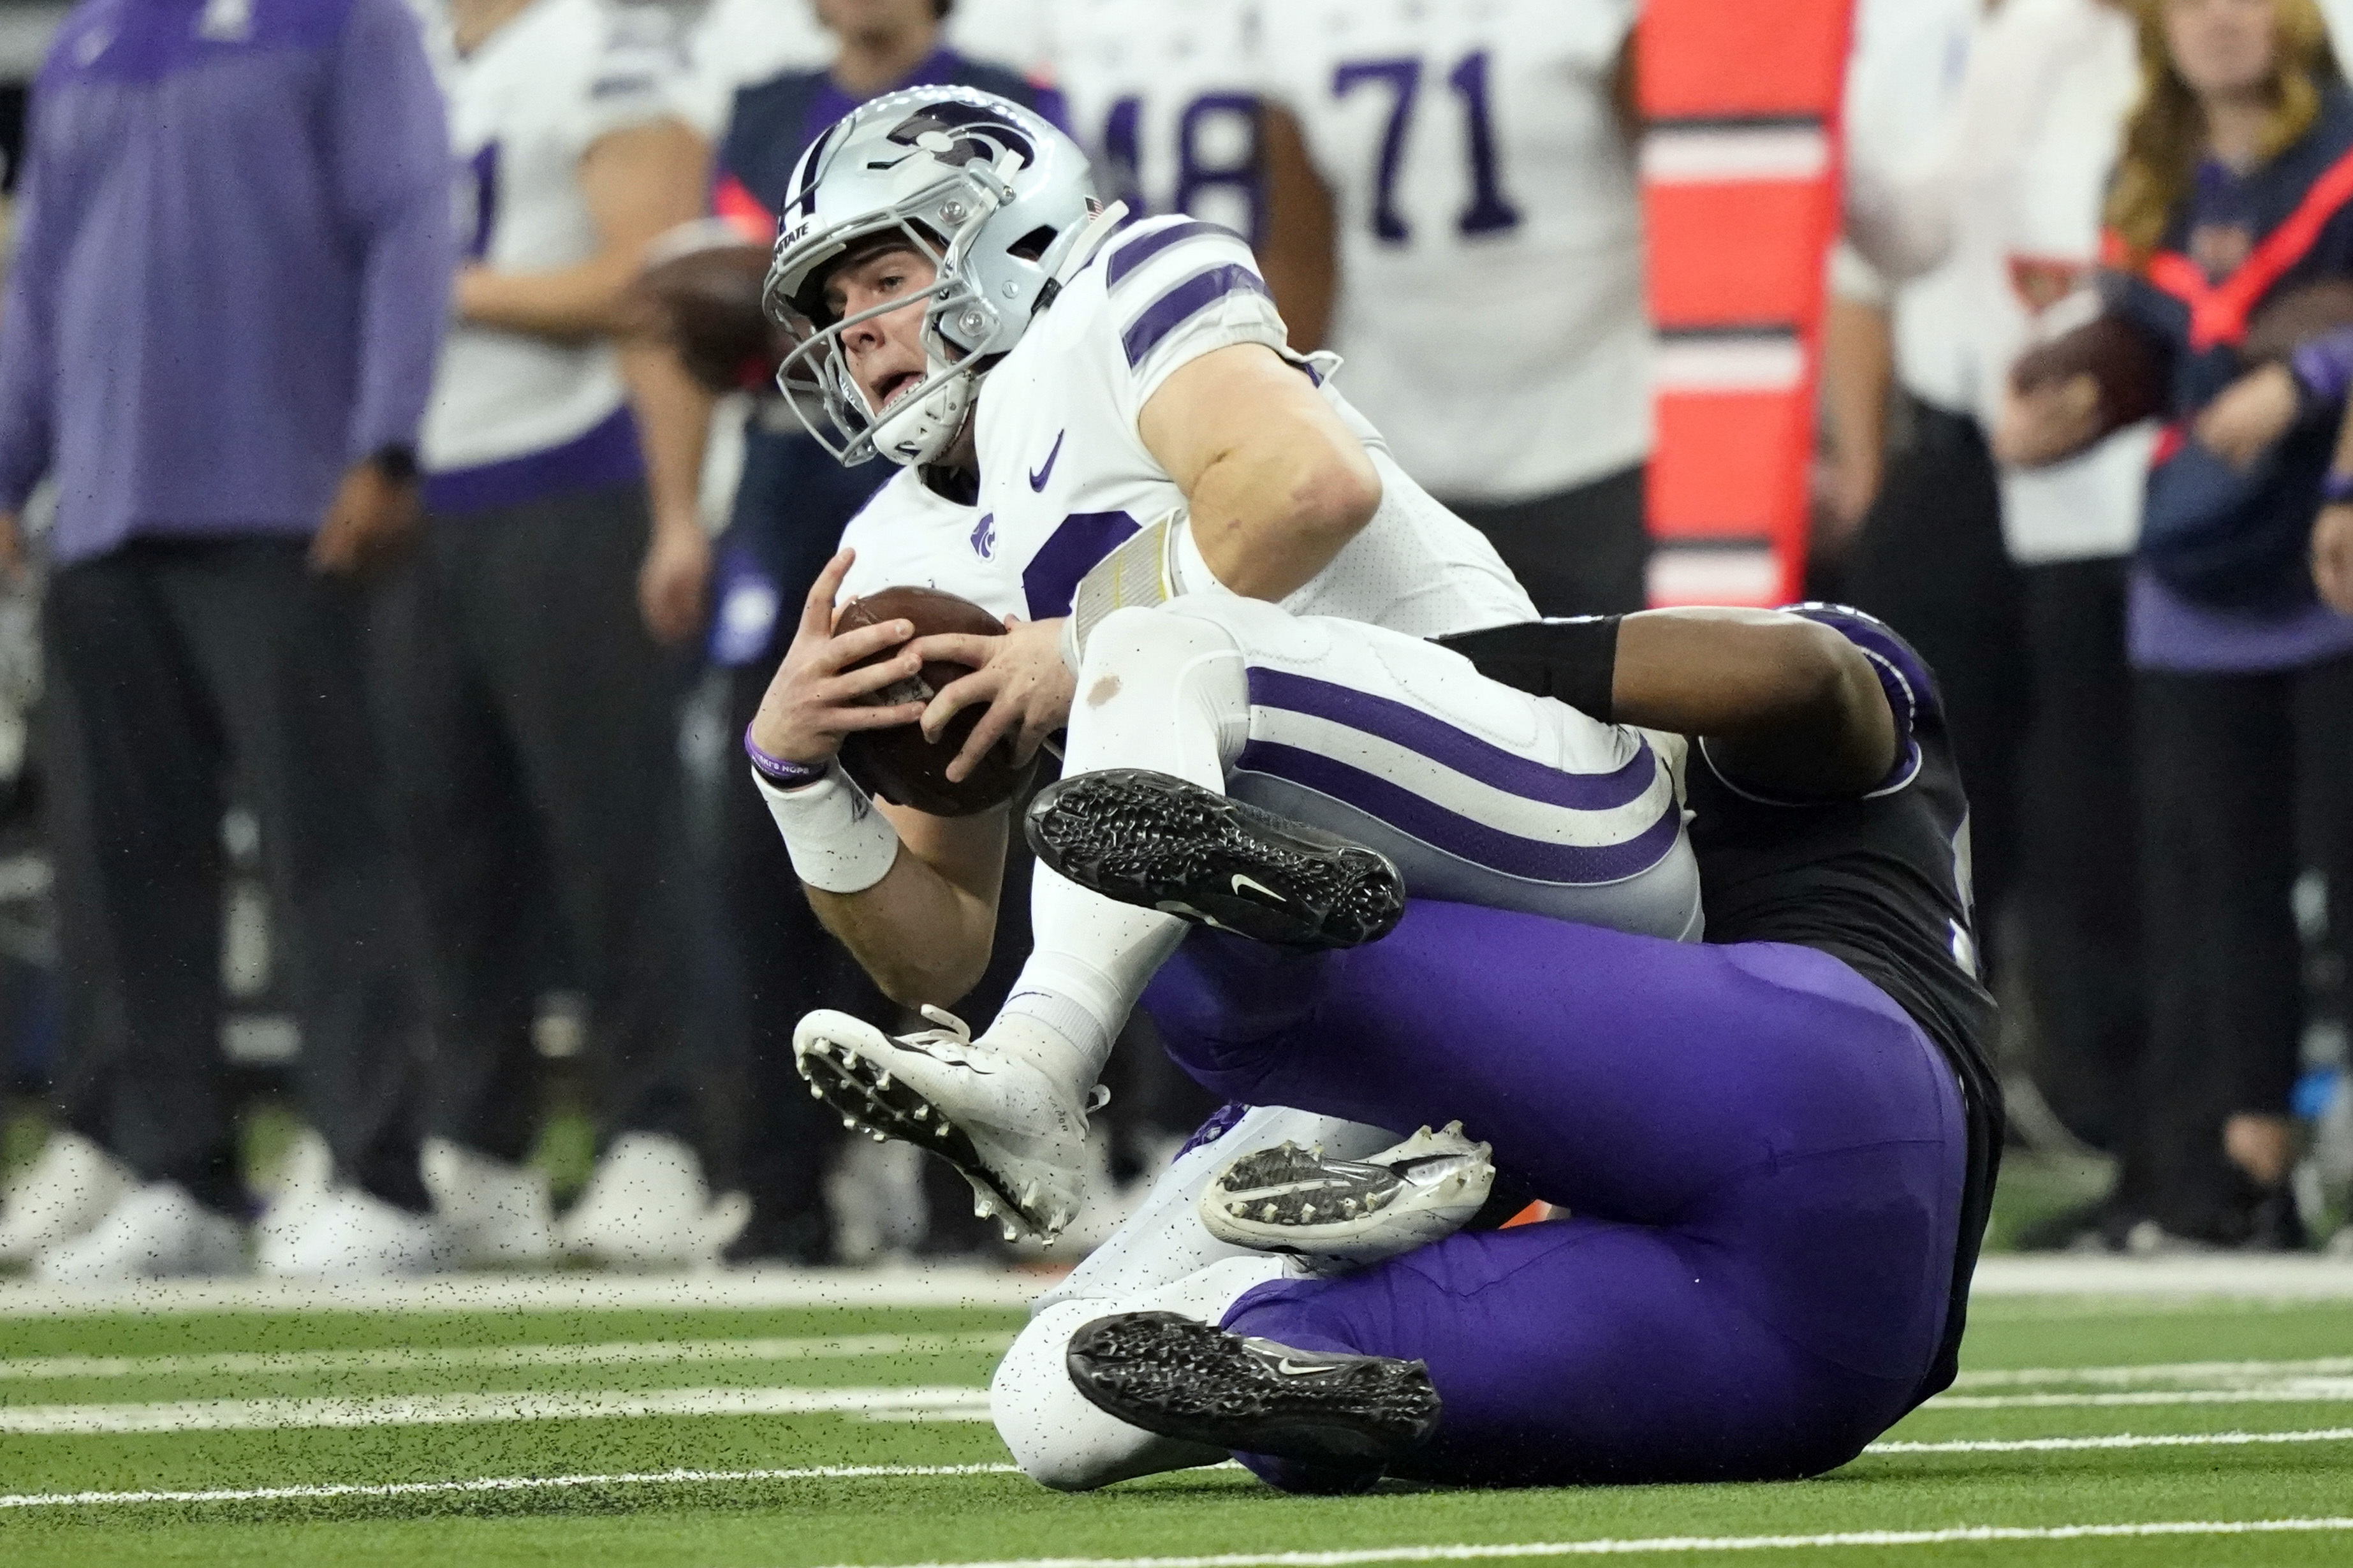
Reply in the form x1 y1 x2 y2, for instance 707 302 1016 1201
1140 900 1969 1490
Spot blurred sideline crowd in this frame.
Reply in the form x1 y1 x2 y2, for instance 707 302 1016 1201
0 0 2347 1284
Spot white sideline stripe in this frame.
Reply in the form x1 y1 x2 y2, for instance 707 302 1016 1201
7 1431 2352 1509
0 1462 1027 1510
1967 1255 2353 1298
1931 1381 2353 1410
0 1384 992 1433
0 1262 1045 1318
1872 1427 2353 1454
813 1522 2353 1567
1951 1355 2353 1389
1 1254 2345 1317
0 1330 1013 1382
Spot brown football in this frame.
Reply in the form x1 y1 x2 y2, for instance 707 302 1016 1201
835 587 1037 817
633 240 784 394
2010 314 2169 443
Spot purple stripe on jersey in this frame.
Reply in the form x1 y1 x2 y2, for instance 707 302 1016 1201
1235 742 1683 884
1247 668 1657 812
1122 265 1270 367
1022 509 1141 619
1105 219 1235 288
423 406 643 516
1785 603 1935 790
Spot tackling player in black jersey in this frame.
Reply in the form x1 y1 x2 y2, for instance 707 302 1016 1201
1024 604 2002 1491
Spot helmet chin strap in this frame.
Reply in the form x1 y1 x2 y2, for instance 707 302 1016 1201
1030 201 1131 319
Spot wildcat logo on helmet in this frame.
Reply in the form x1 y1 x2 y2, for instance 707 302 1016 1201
759 87 1108 470
874 102 1037 174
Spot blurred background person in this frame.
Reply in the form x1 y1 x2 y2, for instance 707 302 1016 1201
1254 0 1652 617
1824 0 2030 1007
376 0 739 1270
1998 0 2353 1249
0 0 453 1280
1834 0 2156 1231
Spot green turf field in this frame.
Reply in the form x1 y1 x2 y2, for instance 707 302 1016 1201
2 1277 2350 1567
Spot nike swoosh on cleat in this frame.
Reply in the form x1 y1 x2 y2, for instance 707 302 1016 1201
1028 430 1066 491
1229 873 1285 902
1274 1358 1340 1376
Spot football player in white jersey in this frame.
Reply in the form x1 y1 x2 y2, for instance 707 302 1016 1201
742 89 1696 1242
1042 0 1265 242
383 0 746 1268
1256 0 1653 617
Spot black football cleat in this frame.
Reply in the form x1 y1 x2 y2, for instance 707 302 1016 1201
1065 1310 1441 1468
1024 769 1405 949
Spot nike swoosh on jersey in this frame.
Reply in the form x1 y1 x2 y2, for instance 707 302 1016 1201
1029 430 1066 491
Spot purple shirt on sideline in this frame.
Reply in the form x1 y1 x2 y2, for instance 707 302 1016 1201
2129 563 2353 671
0 0 455 566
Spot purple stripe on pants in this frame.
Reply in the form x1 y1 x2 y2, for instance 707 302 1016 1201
1140 903 1968 1489
1247 667 1657 812
1233 743 1682 884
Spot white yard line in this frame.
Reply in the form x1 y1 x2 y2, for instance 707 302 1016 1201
1929 1382 2353 1410
0 1384 992 1433
777 1521 2353 1565
1967 1256 2353 1299
0 1462 1026 1509
0 1263 1045 1318
0 1254 2344 1319
1870 1426 2353 1454
0 1331 1013 1382
6 1429 2352 1509
1950 1356 2353 1389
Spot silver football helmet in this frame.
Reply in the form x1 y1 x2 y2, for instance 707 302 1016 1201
763 89 1112 467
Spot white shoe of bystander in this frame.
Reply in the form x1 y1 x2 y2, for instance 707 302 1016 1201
258 1187 454 1280
421 1136 556 1268
557 1132 750 1269
0 1129 134 1263
33 1182 246 1284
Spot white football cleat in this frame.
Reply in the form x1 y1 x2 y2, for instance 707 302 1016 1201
33 1182 246 1285
557 1132 751 1270
794 1006 1097 1243
0 1129 134 1263
1200 1122 1495 1267
258 1187 454 1280
421 1137 555 1268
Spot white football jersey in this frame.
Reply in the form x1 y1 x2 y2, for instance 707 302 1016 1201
422 0 688 473
1256 0 1650 502
1042 0 1264 240
839 216 1534 636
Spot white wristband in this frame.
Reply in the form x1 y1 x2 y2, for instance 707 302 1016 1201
754 763 901 893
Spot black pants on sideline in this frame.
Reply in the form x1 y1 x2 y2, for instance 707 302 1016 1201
1844 401 2027 953
2122 653 2353 1238
2013 559 2144 1150
1446 462 1650 618
41 538 430 1215
370 483 701 1165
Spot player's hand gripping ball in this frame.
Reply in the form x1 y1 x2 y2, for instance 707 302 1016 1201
835 588 1039 816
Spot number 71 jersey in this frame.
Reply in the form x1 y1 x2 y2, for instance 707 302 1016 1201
1257 0 1650 504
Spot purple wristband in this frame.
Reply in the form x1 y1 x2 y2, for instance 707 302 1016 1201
744 725 832 789
2324 471 2353 507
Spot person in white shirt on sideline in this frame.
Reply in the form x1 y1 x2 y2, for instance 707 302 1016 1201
372 0 748 1269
